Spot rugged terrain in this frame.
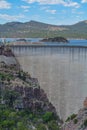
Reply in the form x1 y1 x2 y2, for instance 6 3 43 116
0 20 87 38
1 45 87 130
0 46 61 130
62 98 87 130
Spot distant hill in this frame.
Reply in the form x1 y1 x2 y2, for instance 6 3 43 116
0 20 87 38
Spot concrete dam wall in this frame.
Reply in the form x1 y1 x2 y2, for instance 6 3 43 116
12 46 87 120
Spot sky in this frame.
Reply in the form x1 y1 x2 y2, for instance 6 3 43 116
0 0 87 25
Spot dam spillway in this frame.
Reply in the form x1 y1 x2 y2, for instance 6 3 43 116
11 45 87 120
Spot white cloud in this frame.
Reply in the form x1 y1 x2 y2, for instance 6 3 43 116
23 0 80 8
0 14 25 21
20 5 30 9
0 0 11 9
63 1 80 8
20 5 30 12
46 9 56 14
82 0 87 3
40 6 56 14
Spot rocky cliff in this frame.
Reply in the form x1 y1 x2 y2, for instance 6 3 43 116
0 46 57 113
62 98 87 130
0 45 19 67
0 45 61 129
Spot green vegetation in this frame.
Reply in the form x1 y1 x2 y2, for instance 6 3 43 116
70 114 77 120
0 50 61 130
18 71 27 81
37 124 46 130
84 119 87 127
43 112 56 123
0 72 13 81
73 119 78 124
48 120 60 130
0 106 59 130
65 114 77 122
0 71 59 130
0 20 87 39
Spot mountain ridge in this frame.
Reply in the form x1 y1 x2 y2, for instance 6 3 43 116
0 20 87 38
0 20 87 26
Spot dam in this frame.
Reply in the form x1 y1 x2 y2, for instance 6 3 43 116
11 45 87 120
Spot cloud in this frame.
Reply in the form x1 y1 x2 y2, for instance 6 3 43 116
0 14 25 21
40 6 56 14
0 0 11 9
82 0 87 3
63 1 80 8
20 5 30 12
20 5 30 9
23 0 80 8
46 9 57 14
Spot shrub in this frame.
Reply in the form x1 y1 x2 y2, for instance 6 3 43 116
70 114 77 120
48 120 60 130
43 112 54 123
73 119 78 124
37 124 46 130
84 119 87 127
65 117 71 122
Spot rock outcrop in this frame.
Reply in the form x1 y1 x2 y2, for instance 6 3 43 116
40 37 69 43
62 97 87 130
0 45 14 56
0 45 19 68
0 45 60 121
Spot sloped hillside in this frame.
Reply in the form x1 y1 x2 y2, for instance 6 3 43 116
62 98 87 130
0 20 87 38
0 45 62 130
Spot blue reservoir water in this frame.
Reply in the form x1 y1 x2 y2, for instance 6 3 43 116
0 38 87 47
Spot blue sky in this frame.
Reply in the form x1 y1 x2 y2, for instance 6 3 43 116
0 0 87 25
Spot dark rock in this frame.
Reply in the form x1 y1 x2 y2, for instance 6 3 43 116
34 87 40 99
24 87 34 99
16 39 27 42
0 46 61 123
0 45 14 56
40 37 69 43
40 89 49 102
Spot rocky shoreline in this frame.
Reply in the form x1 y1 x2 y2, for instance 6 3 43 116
40 37 69 43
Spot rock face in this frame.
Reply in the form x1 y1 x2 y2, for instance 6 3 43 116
0 45 60 120
0 45 14 56
62 98 87 130
84 97 87 108
40 37 69 43
14 86 56 114
0 45 19 67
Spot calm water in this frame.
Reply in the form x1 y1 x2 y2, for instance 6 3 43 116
11 40 87 120
0 38 87 47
